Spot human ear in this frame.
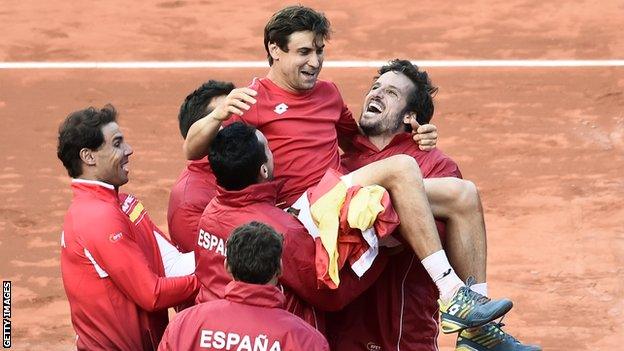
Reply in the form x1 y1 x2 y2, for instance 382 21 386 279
79 148 96 166
269 42 281 61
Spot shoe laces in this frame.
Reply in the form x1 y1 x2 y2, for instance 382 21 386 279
487 316 519 343
460 278 491 305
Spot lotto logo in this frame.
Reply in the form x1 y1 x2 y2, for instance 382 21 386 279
274 103 288 114
448 304 461 315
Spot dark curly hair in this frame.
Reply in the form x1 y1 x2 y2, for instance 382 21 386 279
209 122 268 191
378 59 438 127
178 80 235 139
264 5 331 65
226 221 283 284
57 104 117 178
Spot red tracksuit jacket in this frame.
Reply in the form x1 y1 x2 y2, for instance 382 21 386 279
327 133 462 351
158 281 329 351
194 181 388 332
60 179 199 350
167 159 218 253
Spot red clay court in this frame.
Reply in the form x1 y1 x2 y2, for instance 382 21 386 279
0 1 622 350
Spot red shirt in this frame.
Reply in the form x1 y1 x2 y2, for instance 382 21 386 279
194 181 387 332
167 159 217 253
229 78 360 206
328 133 462 351
61 179 199 351
158 281 329 351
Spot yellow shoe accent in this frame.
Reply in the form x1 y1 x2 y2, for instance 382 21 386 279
441 319 467 334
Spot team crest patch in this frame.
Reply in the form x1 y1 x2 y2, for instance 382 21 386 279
274 103 288 114
109 232 123 242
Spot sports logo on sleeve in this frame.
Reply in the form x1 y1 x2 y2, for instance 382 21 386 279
109 232 123 243
120 194 146 224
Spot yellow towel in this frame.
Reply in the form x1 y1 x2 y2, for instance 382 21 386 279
347 185 386 232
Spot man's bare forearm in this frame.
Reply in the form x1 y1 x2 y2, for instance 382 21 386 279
183 113 223 160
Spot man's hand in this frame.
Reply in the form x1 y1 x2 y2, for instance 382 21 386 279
211 88 258 121
410 119 438 151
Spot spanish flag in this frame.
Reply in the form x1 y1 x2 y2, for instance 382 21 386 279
296 169 399 289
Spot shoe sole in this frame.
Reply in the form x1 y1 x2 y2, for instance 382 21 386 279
455 347 479 351
441 302 513 334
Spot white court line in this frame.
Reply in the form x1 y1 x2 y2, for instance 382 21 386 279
0 60 623 69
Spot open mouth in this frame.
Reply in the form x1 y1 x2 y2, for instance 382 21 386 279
366 100 384 114
301 70 317 78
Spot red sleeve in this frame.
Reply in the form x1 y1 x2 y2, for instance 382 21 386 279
222 113 244 127
157 309 188 351
83 210 199 311
167 205 198 253
332 83 360 153
427 151 463 179
157 327 173 351
279 226 388 312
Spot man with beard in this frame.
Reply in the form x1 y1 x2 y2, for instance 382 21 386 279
329 60 541 351
184 5 514 338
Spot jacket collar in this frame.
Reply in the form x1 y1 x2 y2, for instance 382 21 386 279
187 158 210 172
71 178 118 203
215 181 283 208
224 281 285 309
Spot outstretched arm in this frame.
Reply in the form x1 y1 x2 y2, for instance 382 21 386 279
183 87 258 160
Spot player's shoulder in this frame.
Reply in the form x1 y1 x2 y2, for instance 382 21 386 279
420 148 462 178
118 192 149 222
279 312 329 347
314 79 341 94
69 195 119 220
425 147 456 162
250 77 271 95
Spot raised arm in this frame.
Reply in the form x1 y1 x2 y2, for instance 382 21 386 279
183 87 258 160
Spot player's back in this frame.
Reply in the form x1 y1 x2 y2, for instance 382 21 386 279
159 281 329 351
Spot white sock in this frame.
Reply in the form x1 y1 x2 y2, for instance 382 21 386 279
421 250 464 302
470 282 488 297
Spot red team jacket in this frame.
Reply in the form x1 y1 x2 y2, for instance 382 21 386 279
159 281 329 351
194 181 389 332
167 159 217 253
61 179 199 350
228 77 360 206
327 133 463 351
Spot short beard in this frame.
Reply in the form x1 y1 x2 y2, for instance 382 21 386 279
360 114 404 137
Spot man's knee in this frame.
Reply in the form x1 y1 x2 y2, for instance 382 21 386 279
452 179 480 214
383 154 423 182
